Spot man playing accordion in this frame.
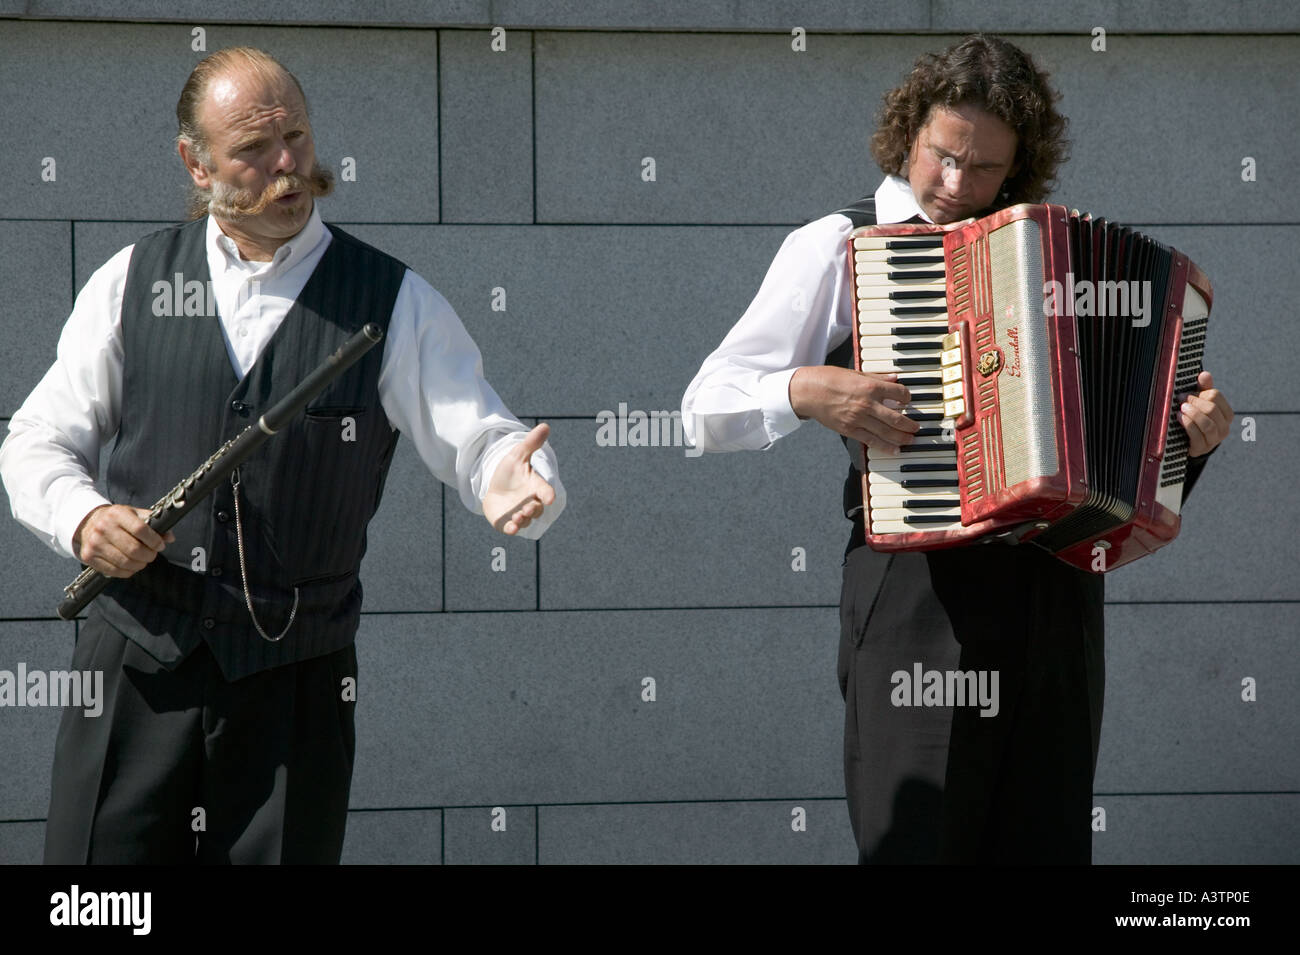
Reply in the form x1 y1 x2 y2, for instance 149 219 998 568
682 33 1233 863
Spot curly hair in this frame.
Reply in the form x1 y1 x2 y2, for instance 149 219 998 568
870 35 1069 205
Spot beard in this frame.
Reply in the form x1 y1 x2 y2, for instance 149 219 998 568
186 162 335 221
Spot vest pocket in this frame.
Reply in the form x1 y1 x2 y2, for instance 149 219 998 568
265 408 383 583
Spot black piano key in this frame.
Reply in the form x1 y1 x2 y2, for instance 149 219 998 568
890 306 947 316
904 514 960 524
899 463 958 472
905 412 944 421
899 478 960 488
912 427 951 437
899 443 952 452
891 325 949 336
908 392 943 402
896 376 942 386
888 269 946 282
887 255 945 266
885 238 944 250
893 341 942 352
890 290 947 302
903 498 960 508
896 357 941 367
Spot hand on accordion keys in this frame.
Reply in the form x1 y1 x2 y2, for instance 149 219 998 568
789 364 921 455
1179 370 1234 458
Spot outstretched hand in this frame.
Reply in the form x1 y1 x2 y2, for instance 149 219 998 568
482 423 558 535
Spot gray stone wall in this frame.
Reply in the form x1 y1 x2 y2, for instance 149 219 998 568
1 4 1295 864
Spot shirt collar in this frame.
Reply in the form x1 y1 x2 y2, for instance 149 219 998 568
207 204 328 275
874 174 934 225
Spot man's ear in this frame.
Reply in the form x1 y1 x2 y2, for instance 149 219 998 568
178 140 211 189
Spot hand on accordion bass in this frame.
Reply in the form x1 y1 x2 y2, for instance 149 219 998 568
1179 370 1234 458
788 364 921 455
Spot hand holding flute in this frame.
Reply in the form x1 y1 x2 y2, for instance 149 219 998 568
73 505 176 579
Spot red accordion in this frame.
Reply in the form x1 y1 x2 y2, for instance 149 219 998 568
849 203 1213 573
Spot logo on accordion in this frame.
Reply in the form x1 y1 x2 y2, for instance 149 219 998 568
1004 325 1021 378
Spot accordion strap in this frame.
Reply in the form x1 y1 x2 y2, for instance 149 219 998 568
833 195 877 228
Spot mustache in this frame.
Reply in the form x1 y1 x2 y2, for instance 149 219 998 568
206 165 334 220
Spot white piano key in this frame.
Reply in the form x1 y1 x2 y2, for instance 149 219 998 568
852 236 945 251
870 518 963 534
866 455 959 472
853 260 948 275
857 322 951 335
853 248 947 261
855 280 947 296
870 505 962 520
855 303 948 316
859 359 946 374
867 488 960 504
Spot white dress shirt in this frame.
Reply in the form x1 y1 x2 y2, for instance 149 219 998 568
681 175 931 452
0 207 565 559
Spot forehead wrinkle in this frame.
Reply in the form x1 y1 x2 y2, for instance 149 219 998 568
202 71 308 143
925 112 1013 165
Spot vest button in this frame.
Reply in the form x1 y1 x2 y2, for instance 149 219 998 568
202 617 216 630
216 510 230 523
231 400 248 415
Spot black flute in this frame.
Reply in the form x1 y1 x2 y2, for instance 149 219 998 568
56 323 384 620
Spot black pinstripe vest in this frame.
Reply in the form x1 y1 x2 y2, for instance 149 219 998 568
95 216 404 680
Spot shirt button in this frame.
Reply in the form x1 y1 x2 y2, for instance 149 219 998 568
216 510 230 523
239 327 249 338
202 618 216 630
210 566 223 578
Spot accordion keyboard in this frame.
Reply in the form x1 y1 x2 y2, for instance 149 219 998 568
852 234 962 535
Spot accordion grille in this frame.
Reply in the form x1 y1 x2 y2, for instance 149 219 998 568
987 219 1058 487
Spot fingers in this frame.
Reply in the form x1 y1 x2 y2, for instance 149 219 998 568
869 375 912 407
77 504 168 578
511 423 551 462
851 417 921 455
127 507 170 551
845 394 921 455
529 473 557 507
1180 371 1234 457
500 482 554 535
843 373 918 453
1179 398 1227 456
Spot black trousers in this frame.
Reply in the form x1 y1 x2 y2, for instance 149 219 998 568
837 544 1105 864
44 615 357 864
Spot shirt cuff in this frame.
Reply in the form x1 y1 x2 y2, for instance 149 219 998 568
479 433 566 540
55 486 113 561
757 368 803 445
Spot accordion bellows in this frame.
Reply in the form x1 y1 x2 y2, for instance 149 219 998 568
850 203 1212 573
